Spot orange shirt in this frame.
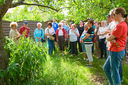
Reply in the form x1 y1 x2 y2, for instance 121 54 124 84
108 21 128 52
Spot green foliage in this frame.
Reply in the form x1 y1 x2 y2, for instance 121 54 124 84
4 37 47 84
3 0 128 23
0 0 5 5
1 37 128 85
3 37 98 85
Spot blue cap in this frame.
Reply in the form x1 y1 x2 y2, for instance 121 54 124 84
24 21 28 24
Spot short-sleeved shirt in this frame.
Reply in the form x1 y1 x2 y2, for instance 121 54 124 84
108 21 118 31
106 21 118 47
45 27 55 38
34 28 44 42
99 26 108 39
84 27 94 44
19 26 30 38
9 29 20 44
69 28 79 42
52 22 58 33
108 21 128 52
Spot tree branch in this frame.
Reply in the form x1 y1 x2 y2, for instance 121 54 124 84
59 7 71 10
10 1 59 12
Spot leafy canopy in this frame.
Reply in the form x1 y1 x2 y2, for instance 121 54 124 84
3 0 128 23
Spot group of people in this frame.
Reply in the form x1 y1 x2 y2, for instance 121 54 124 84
9 7 128 85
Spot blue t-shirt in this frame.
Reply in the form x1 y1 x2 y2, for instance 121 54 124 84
52 22 58 33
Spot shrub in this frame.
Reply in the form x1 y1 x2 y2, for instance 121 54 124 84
4 37 47 84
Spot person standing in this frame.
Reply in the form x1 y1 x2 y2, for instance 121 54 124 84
56 23 66 54
34 23 44 42
19 21 30 38
52 19 58 33
93 20 100 57
52 19 58 51
80 23 88 60
98 21 108 59
9 22 20 44
69 24 79 56
45 22 55 55
78 20 84 52
68 22 74 53
62 20 69 48
103 8 128 85
81 19 94 67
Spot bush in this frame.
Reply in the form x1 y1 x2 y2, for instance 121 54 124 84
4 37 47 84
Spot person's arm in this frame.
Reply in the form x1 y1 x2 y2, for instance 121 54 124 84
45 28 52 36
102 29 111 35
74 29 80 37
83 33 90 40
106 34 116 41
74 31 79 37
16 32 21 39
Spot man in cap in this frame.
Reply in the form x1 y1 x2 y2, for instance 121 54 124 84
19 21 30 38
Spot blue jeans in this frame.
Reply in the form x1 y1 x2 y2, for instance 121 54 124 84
47 38 54 55
103 50 125 85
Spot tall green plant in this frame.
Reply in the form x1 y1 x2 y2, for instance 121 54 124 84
4 37 48 84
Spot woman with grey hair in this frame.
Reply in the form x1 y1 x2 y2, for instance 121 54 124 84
9 22 20 44
34 22 44 42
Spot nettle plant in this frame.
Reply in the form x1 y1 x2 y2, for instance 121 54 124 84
4 37 48 84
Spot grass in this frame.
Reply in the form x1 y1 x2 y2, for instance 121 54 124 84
26 50 128 85
4 38 128 85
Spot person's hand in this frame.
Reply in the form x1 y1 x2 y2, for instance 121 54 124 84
49 33 52 36
106 33 110 38
71 30 74 32
80 39 82 43
80 40 83 43
111 40 116 43
97 32 100 35
74 31 77 34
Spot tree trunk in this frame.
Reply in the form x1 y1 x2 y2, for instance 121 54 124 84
0 17 9 85
0 0 13 83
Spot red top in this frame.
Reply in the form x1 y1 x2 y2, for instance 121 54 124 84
19 26 30 38
56 28 66 41
108 21 128 52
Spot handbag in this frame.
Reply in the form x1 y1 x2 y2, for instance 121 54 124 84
49 35 55 40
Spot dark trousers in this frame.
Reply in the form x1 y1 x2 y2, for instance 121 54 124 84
70 41 78 55
99 38 107 58
78 37 82 52
58 36 65 51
